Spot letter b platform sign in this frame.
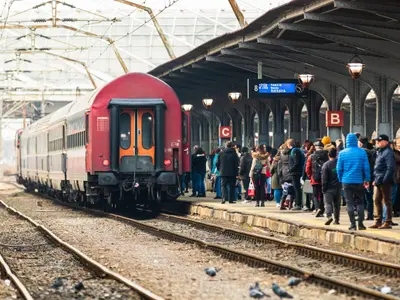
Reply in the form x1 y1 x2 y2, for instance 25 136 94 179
326 111 344 127
219 126 232 139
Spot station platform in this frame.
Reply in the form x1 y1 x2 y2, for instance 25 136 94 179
174 194 400 261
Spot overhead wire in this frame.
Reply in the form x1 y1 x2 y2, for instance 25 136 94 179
4 0 181 101
0 0 17 43
48 0 180 92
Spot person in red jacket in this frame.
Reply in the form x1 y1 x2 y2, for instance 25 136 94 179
306 141 329 217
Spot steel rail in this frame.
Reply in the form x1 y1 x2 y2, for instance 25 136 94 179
7 183 400 300
17 194 397 300
0 254 33 300
104 212 400 300
0 200 163 300
158 211 400 277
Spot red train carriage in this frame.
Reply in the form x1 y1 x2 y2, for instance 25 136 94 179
16 73 190 210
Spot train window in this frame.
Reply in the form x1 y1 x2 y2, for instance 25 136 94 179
62 126 66 150
182 114 188 144
85 114 89 144
142 113 153 150
120 113 131 150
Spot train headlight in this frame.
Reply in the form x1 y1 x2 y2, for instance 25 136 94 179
164 159 171 166
102 159 110 167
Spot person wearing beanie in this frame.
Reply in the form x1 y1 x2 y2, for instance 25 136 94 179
370 134 395 229
306 141 329 217
337 133 370 231
322 148 341 225
321 136 331 146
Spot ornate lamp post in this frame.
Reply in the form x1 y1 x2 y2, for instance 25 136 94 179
228 91 242 104
181 104 193 112
202 98 214 109
298 66 314 88
347 55 365 79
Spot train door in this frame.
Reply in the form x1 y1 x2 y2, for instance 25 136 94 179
119 109 155 172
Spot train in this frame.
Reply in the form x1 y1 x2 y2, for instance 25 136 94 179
15 72 191 210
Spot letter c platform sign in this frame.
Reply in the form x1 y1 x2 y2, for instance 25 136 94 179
219 126 232 139
326 111 344 127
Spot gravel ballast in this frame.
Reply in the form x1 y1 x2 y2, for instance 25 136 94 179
0 189 362 299
0 199 144 299
144 217 400 297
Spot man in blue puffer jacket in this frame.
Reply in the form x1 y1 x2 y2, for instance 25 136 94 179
337 133 370 230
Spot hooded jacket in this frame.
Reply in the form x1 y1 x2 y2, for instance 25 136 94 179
321 158 340 193
337 133 370 184
278 148 291 183
306 149 329 185
211 153 220 177
374 145 395 185
239 152 252 179
288 147 303 176
270 159 281 189
216 148 239 177
249 152 270 178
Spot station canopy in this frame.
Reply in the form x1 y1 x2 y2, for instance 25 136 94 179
0 0 291 120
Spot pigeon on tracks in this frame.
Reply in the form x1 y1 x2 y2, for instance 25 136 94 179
272 283 293 299
288 277 302 287
249 282 270 298
51 277 65 289
204 267 220 278
74 281 85 291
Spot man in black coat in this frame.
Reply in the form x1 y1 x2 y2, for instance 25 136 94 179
370 134 395 229
322 148 341 225
217 141 240 204
239 147 252 200
286 138 304 210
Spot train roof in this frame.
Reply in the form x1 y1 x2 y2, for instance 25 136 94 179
67 88 100 118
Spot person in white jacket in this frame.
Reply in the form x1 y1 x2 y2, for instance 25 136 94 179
249 145 271 207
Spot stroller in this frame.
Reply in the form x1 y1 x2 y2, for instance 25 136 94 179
280 182 295 210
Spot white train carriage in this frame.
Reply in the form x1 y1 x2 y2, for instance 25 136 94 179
47 104 70 192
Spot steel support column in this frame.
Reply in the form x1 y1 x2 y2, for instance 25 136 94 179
232 115 242 145
304 91 323 141
327 85 345 141
272 101 285 148
372 77 398 138
347 79 370 135
200 117 211 154
243 105 252 148
258 103 269 146
287 100 302 143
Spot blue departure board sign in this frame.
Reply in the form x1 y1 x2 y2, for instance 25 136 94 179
257 83 296 94
247 79 307 99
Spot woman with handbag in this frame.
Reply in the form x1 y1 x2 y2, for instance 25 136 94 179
249 145 271 207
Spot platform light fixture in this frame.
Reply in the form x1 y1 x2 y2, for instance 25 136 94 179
298 66 314 88
202 98 214 109
347 55 365 79
228 91 242 104
181 104 193 112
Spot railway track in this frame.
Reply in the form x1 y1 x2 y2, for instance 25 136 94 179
6 182 400 300
0 199 162 300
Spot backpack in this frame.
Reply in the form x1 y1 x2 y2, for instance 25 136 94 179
311 154 325 182
290 148 306 174
253 159 263 176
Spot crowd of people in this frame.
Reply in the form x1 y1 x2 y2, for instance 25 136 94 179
184 133 400 230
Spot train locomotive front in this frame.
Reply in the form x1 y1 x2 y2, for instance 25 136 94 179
17 73 191 210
